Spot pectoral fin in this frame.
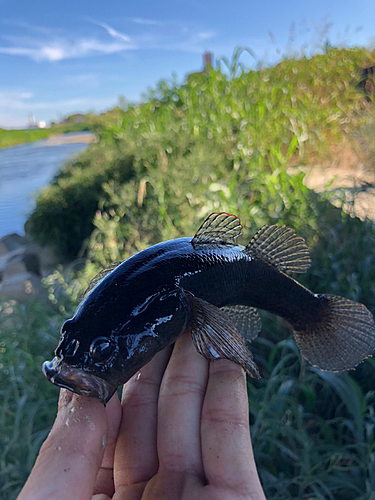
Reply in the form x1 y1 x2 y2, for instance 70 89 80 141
184 292 260 378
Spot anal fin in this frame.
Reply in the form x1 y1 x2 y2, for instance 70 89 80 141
184 292 260 378
220 305 262 342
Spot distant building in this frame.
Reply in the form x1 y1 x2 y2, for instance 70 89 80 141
28 113 46 129
28 113 38 129
187 52 213 81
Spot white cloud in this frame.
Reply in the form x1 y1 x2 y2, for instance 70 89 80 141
0 90 115 111
0 35 135 62
92 21 131 43
0 90 117 128
0 19 216 62
0 90 33 109
0 89 110 112
130 17 162 26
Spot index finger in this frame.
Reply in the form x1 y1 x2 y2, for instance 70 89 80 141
93 393 122 497
18 390 108 500
201 361 265 498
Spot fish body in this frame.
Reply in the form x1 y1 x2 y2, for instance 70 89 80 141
43 213 375 404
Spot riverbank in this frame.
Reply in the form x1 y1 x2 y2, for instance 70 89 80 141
0 123 92 150
0 132 92 239
41 132 95 146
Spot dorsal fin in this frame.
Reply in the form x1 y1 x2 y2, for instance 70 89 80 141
244 225 311 274
79 261 124 302
191 213 242 249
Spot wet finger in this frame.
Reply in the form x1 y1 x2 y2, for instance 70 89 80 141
201 360 264 496
113 345 172 491
18 390 108 500
157 330 208 479
93 393 122 497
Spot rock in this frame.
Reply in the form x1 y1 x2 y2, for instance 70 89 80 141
0 272 44 301
3 253 41 280
0 233 26 256
0 232 55 303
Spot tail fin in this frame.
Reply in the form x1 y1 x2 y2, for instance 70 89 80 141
293 295 375 371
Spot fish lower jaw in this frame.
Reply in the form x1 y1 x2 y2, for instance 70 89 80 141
42 357 117 405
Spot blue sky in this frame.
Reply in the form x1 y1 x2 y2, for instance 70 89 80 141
1 0 374 128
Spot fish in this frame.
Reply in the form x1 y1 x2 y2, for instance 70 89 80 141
42 213 375 404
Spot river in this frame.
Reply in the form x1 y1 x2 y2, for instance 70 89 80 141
0 132 93 239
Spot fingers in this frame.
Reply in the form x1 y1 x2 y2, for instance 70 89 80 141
113 345 172 492
201 361 265 498
156 330 208 478
18 390 108 500
93 393 122 497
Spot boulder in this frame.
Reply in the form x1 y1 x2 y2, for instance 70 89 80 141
0 233 26 256
3 253 41 280
0 232 61 303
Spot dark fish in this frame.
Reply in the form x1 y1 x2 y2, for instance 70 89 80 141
43 213 375 404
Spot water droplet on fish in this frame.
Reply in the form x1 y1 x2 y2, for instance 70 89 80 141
57 446 61 451
102 435 107 449
65 418 70 427
135 371 141 381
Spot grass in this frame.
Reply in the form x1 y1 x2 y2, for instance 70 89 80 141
1 45 375 499
0 300 61 499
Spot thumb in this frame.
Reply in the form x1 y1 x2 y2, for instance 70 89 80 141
18 390 108 500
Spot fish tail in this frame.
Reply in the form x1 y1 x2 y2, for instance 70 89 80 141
293 294 375 371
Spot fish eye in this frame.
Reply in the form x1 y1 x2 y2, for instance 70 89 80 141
89 337 114 363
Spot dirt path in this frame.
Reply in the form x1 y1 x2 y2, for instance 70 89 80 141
42 132 96 146
289 145 375 220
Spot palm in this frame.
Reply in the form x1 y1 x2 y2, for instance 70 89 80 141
17 331 265 500
94 332 265 500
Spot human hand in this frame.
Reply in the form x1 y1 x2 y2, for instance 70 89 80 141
18 329 266 500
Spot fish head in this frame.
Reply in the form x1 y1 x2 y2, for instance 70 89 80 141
42 288 189 404
42 318 119 404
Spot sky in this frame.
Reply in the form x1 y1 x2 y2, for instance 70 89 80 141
0 0 374 129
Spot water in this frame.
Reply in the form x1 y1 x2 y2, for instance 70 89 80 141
0 133 92 238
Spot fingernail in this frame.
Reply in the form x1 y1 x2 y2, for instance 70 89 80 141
58 389 74 412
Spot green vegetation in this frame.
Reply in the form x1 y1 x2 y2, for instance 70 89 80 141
0 121 91 150
27 46 375 260
2 46 375 499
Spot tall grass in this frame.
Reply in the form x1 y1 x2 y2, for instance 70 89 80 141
0 301 60 499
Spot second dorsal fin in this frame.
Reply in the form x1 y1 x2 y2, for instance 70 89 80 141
191 213 242 249
244 225 311 274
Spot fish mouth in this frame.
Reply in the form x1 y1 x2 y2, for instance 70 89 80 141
42 357 117 405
